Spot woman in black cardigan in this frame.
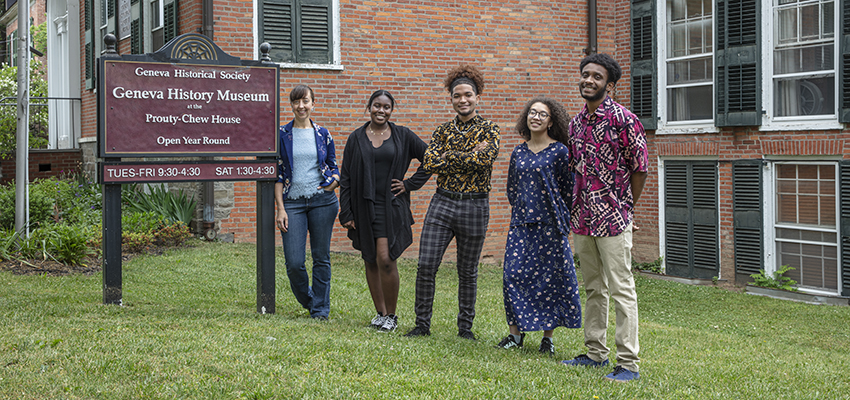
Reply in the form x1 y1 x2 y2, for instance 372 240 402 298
339 90 431 332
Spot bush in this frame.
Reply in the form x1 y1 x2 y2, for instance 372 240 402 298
0 182 55 229
123 184 197 227
750 265 797 291
3 224 94 266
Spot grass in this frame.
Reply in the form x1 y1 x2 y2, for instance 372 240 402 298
1 241 849 399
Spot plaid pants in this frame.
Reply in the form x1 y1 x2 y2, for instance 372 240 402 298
413 193 489 331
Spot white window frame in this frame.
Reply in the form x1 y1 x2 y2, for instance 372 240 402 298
760 0 843 131
252 0 343 71
763 157 842 295
655 0 719 135
147 0 164 53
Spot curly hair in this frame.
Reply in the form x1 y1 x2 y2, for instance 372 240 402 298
443 65 485 94
515 96 570 144
579 53 622 84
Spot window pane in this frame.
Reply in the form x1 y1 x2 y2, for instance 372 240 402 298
777 193 798 223
774 76 835 117
668 57 712 84
670 0 687 21
800 4 820 40
778 164 797 179
823 1 834 35
798 164 818 179
688 21 704 53
776 8 798 44
820 197 836 225
687 0 704 17
670 24 687 57
668 86 713 121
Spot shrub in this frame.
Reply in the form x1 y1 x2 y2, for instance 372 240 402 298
156 221 192 247
123 184 197 227
0 183 55 229
634 256 664 274
15 225 93 265
750 265 798 291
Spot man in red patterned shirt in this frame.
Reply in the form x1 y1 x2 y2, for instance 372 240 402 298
561 53 649 383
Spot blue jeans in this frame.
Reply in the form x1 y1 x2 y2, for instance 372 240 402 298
281 189 339 318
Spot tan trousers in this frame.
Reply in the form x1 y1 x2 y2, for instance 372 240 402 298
574 224 640 372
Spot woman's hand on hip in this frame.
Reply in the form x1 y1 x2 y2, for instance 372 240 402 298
391 179 406 196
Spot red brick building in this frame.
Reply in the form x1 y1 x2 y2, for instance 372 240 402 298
74 0 850 297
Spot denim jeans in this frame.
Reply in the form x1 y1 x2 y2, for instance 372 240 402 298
281 189 339 318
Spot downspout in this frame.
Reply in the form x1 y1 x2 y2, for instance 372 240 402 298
586 0 597 55
202 0 215 39
202 0 216 240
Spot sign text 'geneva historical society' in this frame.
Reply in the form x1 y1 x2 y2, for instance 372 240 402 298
101 61 278 157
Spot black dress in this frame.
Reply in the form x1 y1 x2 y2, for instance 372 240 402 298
371 137 395 237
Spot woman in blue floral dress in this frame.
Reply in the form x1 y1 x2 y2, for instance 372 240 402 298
495 97 582 355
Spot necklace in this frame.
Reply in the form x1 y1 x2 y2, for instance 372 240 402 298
369 124 389 136
453 119 471 135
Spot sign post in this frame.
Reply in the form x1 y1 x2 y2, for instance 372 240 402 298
97 34 280 312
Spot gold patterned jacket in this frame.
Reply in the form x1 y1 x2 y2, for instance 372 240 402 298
422 115 500 193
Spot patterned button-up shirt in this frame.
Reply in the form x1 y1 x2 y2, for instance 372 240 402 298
567 96 648 237
422 115 500 193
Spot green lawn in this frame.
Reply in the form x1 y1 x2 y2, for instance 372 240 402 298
1 241 848 399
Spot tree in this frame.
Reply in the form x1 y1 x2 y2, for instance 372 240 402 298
0 59 49 157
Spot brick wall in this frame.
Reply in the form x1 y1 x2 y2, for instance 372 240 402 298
79 0 643 263
0 149 83 184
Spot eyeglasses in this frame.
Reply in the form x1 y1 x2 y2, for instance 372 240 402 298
529 110 549 120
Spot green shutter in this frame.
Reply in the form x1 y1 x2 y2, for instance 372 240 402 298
164 0 179 44
130 1 143 54
665 162 719 279
840 161 850 296
732 160 763 284
840 0 850 122
631 0 656 130
297 0 332 64
716 0 761 126
85 0 94 89
260 0 296 63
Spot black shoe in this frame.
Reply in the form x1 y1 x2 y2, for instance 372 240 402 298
404 325 431 337
458 329 477 340
311 315 328 321
539 337 555 356
495 333 524 349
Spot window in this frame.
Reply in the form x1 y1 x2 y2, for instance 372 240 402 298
8 31 17 68
150 0 164 50
772 0 835 118
665 0 714 124
257 0 340 68
635 0 849 129
773 163 840 292
85 0 178 89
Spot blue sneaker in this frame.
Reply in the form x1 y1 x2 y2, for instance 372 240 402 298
561 354 610 368
604 366 640 382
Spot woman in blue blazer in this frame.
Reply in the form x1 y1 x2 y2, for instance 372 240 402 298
275 84 339 320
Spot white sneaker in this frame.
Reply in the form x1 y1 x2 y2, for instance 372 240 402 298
379 314 398 332
370 313 386 329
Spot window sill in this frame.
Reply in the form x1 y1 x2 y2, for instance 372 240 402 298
759 119 844 132
654 124 720 135
275 62 344 71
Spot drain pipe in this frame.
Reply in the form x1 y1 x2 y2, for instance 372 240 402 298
202 0 216 240
586 0 597 55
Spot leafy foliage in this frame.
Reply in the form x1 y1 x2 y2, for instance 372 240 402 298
0 181 55 229
123 184 197 226
0 59 49 156
633 256 664 274
750 264 798 291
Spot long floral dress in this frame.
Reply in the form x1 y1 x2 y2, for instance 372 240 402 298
503 142 581 331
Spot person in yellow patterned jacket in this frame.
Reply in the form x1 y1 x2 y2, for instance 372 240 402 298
404 65 500 340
